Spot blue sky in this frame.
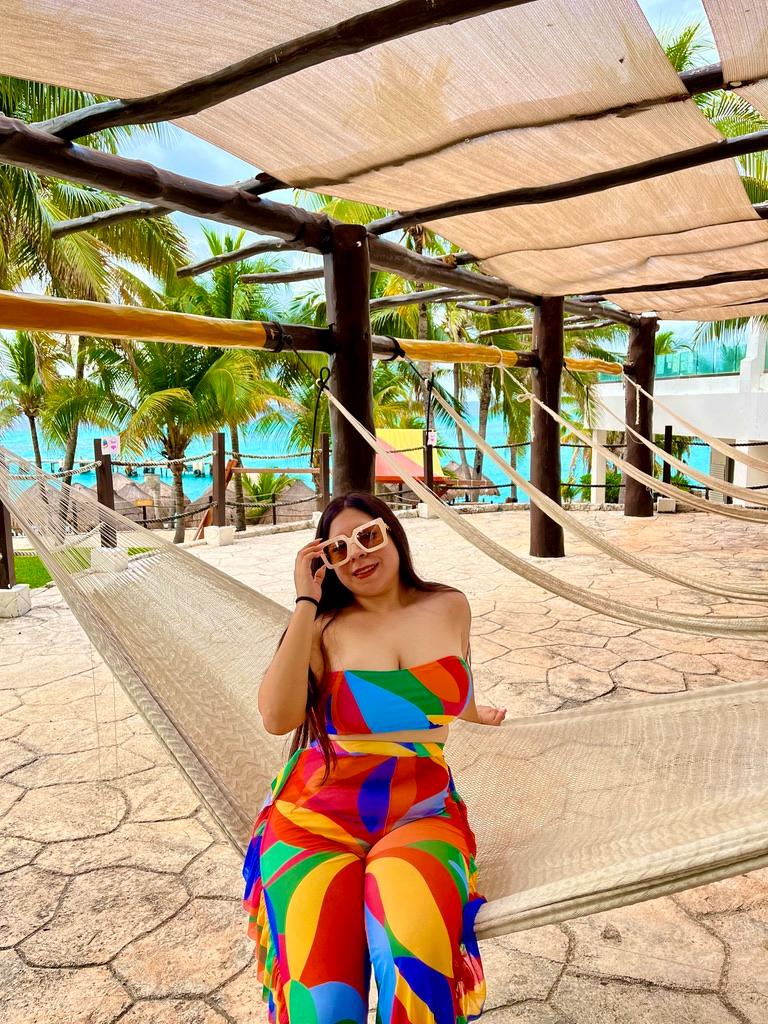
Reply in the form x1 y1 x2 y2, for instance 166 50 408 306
124 0 720 341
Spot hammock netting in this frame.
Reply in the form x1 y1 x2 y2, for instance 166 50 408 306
2 446 768 939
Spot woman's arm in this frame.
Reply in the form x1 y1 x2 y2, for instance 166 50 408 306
258 537 327 735
258 604 321 734
451 590 507 727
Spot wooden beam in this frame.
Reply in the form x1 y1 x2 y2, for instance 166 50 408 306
324 224 375 494
39 1 537 140
564 298 635 328
371 335 538 366
0 290 335 353
478 319 611 337
624 316 658 518
582 266 768 299
52 202 169 239
369 287 471 310
679 63 730 95
440 251 479 266
51 173 285 239
0 118 330 248
457 299 528 313
0 290 536 366
367 127 768 235
530 296 565 558
177 238 306 278
369 234 535 304
241 267 323 285
0 115 641 329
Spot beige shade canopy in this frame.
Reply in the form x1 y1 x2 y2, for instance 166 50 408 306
1 1 768 318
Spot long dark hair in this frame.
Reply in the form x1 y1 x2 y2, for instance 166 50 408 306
276 492 469 782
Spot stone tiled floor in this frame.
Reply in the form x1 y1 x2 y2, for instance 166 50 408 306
1 509 767 1023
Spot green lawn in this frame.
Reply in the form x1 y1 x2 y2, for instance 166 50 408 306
13 547 153 589
13 554 52 588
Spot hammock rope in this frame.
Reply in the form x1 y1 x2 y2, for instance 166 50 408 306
623 374 768 474
3 430 768 937
423 380 768 602
504 371 768 525
594 390 768 510
323 389 768 638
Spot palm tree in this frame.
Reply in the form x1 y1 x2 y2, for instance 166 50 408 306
185 227 292 530
660 24 768 348
120 338 279 543
0 332 59 467
1 75 189 475
241 471 295 524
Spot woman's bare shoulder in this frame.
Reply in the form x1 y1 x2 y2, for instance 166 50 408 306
426 588 471 614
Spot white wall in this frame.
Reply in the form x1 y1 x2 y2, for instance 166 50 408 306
594 320 768 500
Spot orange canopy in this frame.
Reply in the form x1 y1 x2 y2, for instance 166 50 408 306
374 429 447 484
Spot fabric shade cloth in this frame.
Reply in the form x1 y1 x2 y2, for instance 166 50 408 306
3 1 768 316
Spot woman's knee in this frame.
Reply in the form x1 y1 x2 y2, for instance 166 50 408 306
363 842 464 976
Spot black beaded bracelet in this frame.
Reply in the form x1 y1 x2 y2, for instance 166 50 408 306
295 595 320 608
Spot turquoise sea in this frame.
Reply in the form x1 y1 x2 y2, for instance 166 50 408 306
0 402 710 504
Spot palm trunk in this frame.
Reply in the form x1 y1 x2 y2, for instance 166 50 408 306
27 414 43 469
453 362 470 473
171 463 186 544
63 338 86 474
231 424 246 532
473 365 493 480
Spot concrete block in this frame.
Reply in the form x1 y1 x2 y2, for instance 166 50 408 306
311 511 322 528
656 496 677 514
90 547 130 572
417 502 438 519
0 584 32 618
205 525 235 547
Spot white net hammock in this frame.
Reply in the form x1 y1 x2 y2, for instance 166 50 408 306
2 445 767 940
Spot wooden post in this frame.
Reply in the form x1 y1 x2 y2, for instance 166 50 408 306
0 501 15 589
271 493 277 525
725 456 735 505
212 432 226 526
662 424 673 485
324 223 375 495
624 316 658 517
530 297 565 557
423 429 434 492
318 431 330 510
93 439 116 547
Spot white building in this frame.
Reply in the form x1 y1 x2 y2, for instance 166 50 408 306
592 322 768 505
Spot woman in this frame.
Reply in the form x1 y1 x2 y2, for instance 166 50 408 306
243 492 507 1024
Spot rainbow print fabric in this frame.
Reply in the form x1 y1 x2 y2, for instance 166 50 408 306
323 655 473 735
242 737 487 1023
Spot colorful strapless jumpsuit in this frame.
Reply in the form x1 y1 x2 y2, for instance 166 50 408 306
242 655 487 1023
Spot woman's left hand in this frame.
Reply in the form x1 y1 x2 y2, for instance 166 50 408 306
476 704 507 726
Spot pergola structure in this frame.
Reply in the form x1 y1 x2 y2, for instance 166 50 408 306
1 0 768 557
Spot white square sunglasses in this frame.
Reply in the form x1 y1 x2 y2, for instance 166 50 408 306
317 517 390 569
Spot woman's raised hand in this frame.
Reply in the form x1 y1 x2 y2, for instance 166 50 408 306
294 539 327 602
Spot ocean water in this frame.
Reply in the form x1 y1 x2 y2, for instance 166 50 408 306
1 406 710 504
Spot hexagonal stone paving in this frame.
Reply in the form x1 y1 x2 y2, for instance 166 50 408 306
3 512 768 1022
